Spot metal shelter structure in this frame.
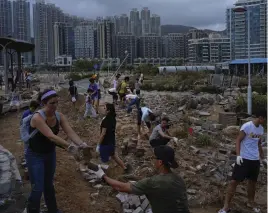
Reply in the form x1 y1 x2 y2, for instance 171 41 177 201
229 58 267 76
0 37 34 94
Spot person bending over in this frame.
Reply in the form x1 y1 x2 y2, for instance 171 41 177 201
137 106 156 136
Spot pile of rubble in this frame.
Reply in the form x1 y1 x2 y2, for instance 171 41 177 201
116 192 152 213
56 89 267 213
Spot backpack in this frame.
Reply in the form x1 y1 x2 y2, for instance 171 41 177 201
20 109 61 143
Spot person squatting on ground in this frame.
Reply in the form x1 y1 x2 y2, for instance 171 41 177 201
149 117 178 148
25 89 88 213
117 76 130 108
68 80 78 108
108 74 121 105
96 103 129 172
93 145 190 213
126 93 140 114
137 106 156 137
218 110 267 213
88 78 99 113
83 88 97 119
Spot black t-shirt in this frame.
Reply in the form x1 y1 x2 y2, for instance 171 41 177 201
100 115 116 145
69 86 77 96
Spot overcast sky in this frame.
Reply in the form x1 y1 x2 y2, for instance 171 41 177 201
38 0 237 31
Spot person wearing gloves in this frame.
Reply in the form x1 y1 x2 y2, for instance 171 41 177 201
219 110 267 213
149 117 178 148
25 89 88 213
96 103 129 172
93 145 190 213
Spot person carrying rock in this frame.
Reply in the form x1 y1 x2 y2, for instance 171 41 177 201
25 89 88 213
137 106 156 136
149 117 178 148
93 145 190 213
96 103 129 172
219 110 267 213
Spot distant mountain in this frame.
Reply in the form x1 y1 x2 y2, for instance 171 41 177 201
161 24 227 36
161 25 196 36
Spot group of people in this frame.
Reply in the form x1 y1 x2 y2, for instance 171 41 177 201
16 71 267 213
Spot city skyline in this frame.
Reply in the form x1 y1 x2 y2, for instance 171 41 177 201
25 0 237 31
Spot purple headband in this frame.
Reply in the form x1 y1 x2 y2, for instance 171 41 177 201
41 90 57 101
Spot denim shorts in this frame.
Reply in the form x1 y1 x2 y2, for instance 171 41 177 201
99 144 115 162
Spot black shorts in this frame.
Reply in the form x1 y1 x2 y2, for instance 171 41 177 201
98 90 101 100
137 108 151 128
150 138 170 148
232 158 260 182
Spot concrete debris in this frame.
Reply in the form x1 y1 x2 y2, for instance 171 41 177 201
116 193 152 213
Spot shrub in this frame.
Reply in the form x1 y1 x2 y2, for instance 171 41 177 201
236 94 267 115
66 72 92 81
195 134 212 147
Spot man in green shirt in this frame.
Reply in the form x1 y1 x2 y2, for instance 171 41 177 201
94 145 190 213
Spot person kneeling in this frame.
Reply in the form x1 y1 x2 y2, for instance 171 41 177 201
149 117 178 148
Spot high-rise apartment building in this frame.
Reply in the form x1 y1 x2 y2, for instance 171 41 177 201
139 34 162 58
188 34 230 64
33 0 64 64
141 7 150 35
113 16 120 34
150 14 161 35
185 29 208 61
114 32 137 64
13 0 31 64
129 8 140 36
74 24 95 59
226 0 267 59
0 0 12 65
164 33 185 58
119 14 129 33
54 22 75 59
0 0 12 37
97 20 115 58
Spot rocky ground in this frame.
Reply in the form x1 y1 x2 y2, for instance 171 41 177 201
0 86 267 213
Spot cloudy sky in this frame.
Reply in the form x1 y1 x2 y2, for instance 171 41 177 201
42 0 237 30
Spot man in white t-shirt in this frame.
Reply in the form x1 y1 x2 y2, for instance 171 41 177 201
219 111 266 213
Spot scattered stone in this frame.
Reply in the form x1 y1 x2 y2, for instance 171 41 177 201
190 146 200 154
223 126 240 136
187 189 197 195
141 198 149 210
93 184 103 189
133 207 143 213
198 111 211 116
178 105 187 111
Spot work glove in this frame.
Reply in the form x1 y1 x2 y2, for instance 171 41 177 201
96 145 100 153
236 156 243 166
94 165 105 179
79 142 88 148
173 137 179 145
